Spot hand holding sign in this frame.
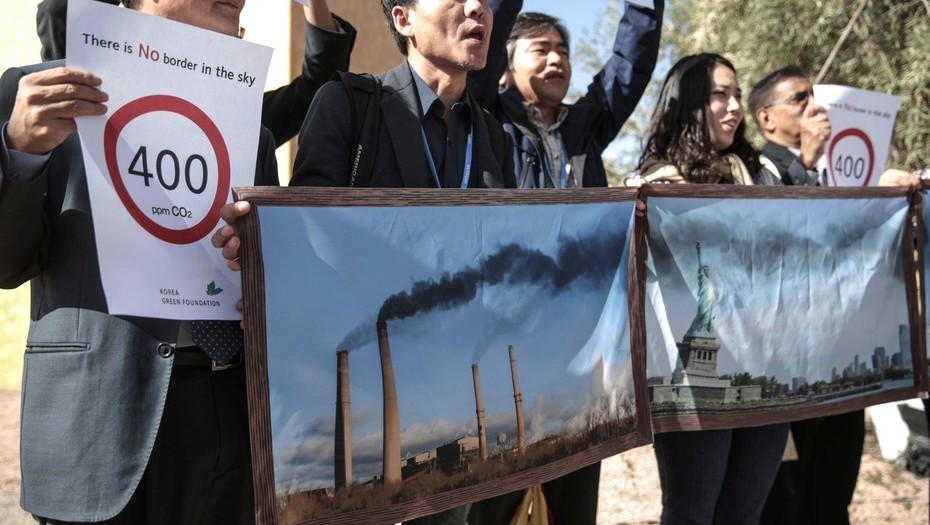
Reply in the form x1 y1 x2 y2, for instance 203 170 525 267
5 67 108 154
67 0 271 320
798 100 831 170
814 85 901 187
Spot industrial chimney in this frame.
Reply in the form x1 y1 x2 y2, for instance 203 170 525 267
334 350 352 489
377 320 402 485
471 364 489 461
509 345 527 455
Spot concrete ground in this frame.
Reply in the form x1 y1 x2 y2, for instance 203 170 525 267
0 389 926 524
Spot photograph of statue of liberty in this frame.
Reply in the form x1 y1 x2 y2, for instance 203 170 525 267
645 194 921 432
252 196 642 524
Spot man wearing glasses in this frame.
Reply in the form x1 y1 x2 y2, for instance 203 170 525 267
749 66 864 525
749 66 832 186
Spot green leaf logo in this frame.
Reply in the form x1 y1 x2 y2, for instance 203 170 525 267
206 281 223 296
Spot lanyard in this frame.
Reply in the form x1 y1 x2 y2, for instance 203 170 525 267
539 133 569 188
420 123 473 189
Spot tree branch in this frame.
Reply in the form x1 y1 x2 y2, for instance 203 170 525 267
815 0 871 84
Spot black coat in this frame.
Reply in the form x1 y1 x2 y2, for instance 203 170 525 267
761 141 820 186
469 0 664 188
291 62 515 189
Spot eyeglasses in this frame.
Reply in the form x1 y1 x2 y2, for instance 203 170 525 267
763 90 813 108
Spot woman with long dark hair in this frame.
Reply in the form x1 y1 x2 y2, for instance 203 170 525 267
636 53 788 525
635 53 778 186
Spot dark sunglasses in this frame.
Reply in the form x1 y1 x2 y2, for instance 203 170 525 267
764 90 813 108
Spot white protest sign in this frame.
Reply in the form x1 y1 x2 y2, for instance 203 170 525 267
813 85 900 187
67 0 272 320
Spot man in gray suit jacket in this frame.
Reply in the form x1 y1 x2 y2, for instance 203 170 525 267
0 0 278 523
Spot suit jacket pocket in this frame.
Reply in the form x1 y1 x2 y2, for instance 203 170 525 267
25 342 90 353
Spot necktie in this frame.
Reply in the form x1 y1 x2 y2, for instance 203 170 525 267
191 320 243 365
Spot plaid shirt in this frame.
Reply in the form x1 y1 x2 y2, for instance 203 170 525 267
525 103 574 187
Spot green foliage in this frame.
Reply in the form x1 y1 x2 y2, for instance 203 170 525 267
724 372 783 398
574 0 930 173
667 0 930 170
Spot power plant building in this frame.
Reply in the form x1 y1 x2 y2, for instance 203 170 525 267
437 436 481 475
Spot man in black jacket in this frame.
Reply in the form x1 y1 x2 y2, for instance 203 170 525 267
461 3 660 524
749 66 919 189
470 0 663 189
748 66 831 186
750 66 863 525
216 2 514 524
288 0 514 190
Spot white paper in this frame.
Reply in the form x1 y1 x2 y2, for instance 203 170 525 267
870 399 925 460
67 0 272 320
813 84 901 187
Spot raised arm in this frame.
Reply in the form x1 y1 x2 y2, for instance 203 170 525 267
578 0 664 151
261 0 357 146
468 0 523 109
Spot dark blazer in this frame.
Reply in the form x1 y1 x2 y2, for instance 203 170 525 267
0 60 277 522
37 0 120 61
470 0 663 188
290 62 516 189
36 0 357 146
761 141 820 186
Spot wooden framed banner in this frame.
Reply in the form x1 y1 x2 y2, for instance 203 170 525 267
641 185 926 433
234 188 649 525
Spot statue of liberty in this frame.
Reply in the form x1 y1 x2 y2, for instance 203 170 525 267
685 241 715 337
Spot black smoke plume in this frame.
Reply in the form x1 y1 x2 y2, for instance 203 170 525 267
377 232 625 323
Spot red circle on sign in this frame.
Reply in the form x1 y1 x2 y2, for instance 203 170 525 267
103 95 230 245
827 128 875 187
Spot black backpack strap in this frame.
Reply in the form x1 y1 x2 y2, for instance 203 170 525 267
337 71 382 187
477 107 516 188
482 110 507 168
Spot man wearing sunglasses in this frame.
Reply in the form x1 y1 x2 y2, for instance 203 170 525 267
749 66 831 186
749 66 865 525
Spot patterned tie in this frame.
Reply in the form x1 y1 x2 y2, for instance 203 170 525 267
191 320 243 365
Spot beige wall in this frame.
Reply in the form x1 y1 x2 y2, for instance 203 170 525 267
0 2 42 73
337 1 403 75
271 2 402 182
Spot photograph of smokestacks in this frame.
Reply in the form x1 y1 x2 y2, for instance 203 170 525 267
258 201 641 523
644 196 918 427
